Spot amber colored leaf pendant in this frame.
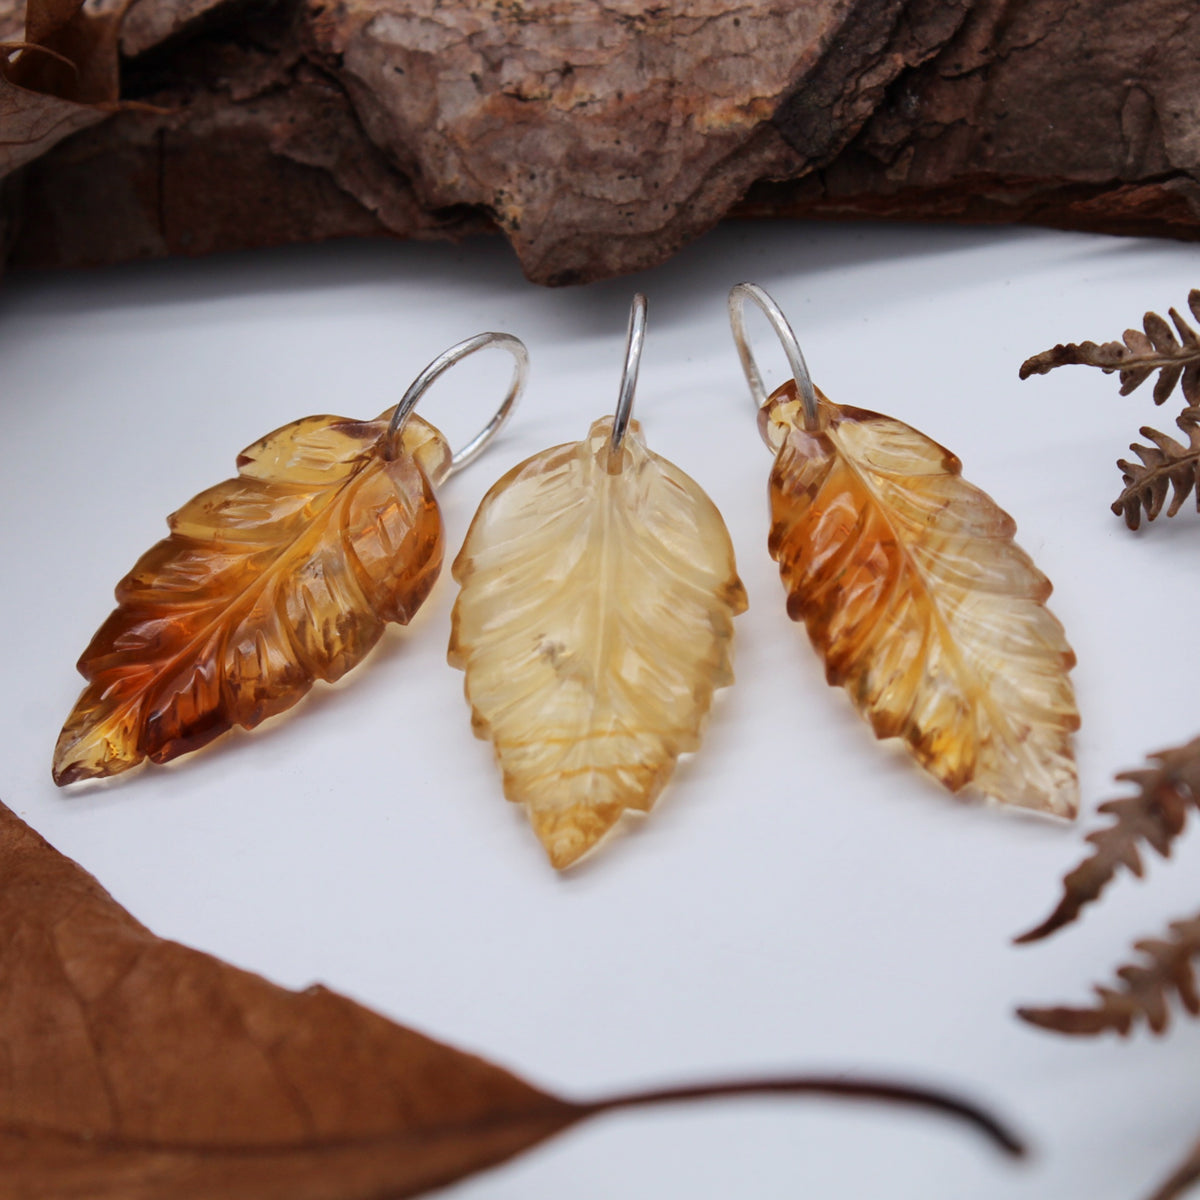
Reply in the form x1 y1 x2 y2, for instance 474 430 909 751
53 412 449 786
54 333 528 785
449 297 747 868
730 284 1079 817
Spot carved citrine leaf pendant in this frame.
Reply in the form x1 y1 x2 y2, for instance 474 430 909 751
762 379 1079 817
449 410 747 869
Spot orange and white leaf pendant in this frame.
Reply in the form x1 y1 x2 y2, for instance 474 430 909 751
449 417 747 869
762 380 1080 817
53 410 452 785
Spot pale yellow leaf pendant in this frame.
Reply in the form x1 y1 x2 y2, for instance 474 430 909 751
449 296 748 869
728 284 1080 817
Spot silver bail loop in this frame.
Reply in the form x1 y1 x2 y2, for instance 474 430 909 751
387 332 529 476
607 293 648 471
727 283 819 431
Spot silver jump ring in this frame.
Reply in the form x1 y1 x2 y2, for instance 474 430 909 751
607 293 648 470
387 332 529 476
727 283 819 431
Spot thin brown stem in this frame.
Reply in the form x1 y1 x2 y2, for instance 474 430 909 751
582 1074 1026 1158
0 40 78 71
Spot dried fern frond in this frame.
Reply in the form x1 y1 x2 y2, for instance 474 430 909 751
1020 289 1200 406
1018 911 1200 1036
1145 1133 1200 1200
1113 408 1200 529
1015 736 1200 943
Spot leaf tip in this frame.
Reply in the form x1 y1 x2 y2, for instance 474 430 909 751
532 801 625 871
1013 887 1086 944
51 718 139 788
1018 348 1066 379
1014 1004 1057 1029
1012 926 1047 947
1015 1004 1118 1036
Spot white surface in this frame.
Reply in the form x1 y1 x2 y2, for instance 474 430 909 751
3 221 1200 1198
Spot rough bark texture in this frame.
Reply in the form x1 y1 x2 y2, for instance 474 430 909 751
3 0 1200 284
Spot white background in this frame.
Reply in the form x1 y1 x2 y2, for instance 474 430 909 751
4 220 1200 1198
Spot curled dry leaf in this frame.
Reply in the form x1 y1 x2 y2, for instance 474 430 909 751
0 0 124 178
1019 911 1200 1037
0 799 1024 1195
53 409 451 786
1019 290 1200 407
1113 408 1200 529
448 416 747 869
1016 736 1200 943
761 380 1079 816
0 66 105 176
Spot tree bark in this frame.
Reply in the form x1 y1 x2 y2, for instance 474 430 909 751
4 0 1200 285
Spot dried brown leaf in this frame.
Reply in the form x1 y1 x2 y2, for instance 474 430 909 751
0 67 108 177
0 0 123 178
0 799 1022 1195
12 0 122 100
1015 736 1200 943
1182 364 1200 406
0 797 576 1197
1018 912 1200 1037
1144 312 1180 356
1170 308 1199 348
1020 293 1200 407
1155 365 1185 406
1112 408 1200 529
